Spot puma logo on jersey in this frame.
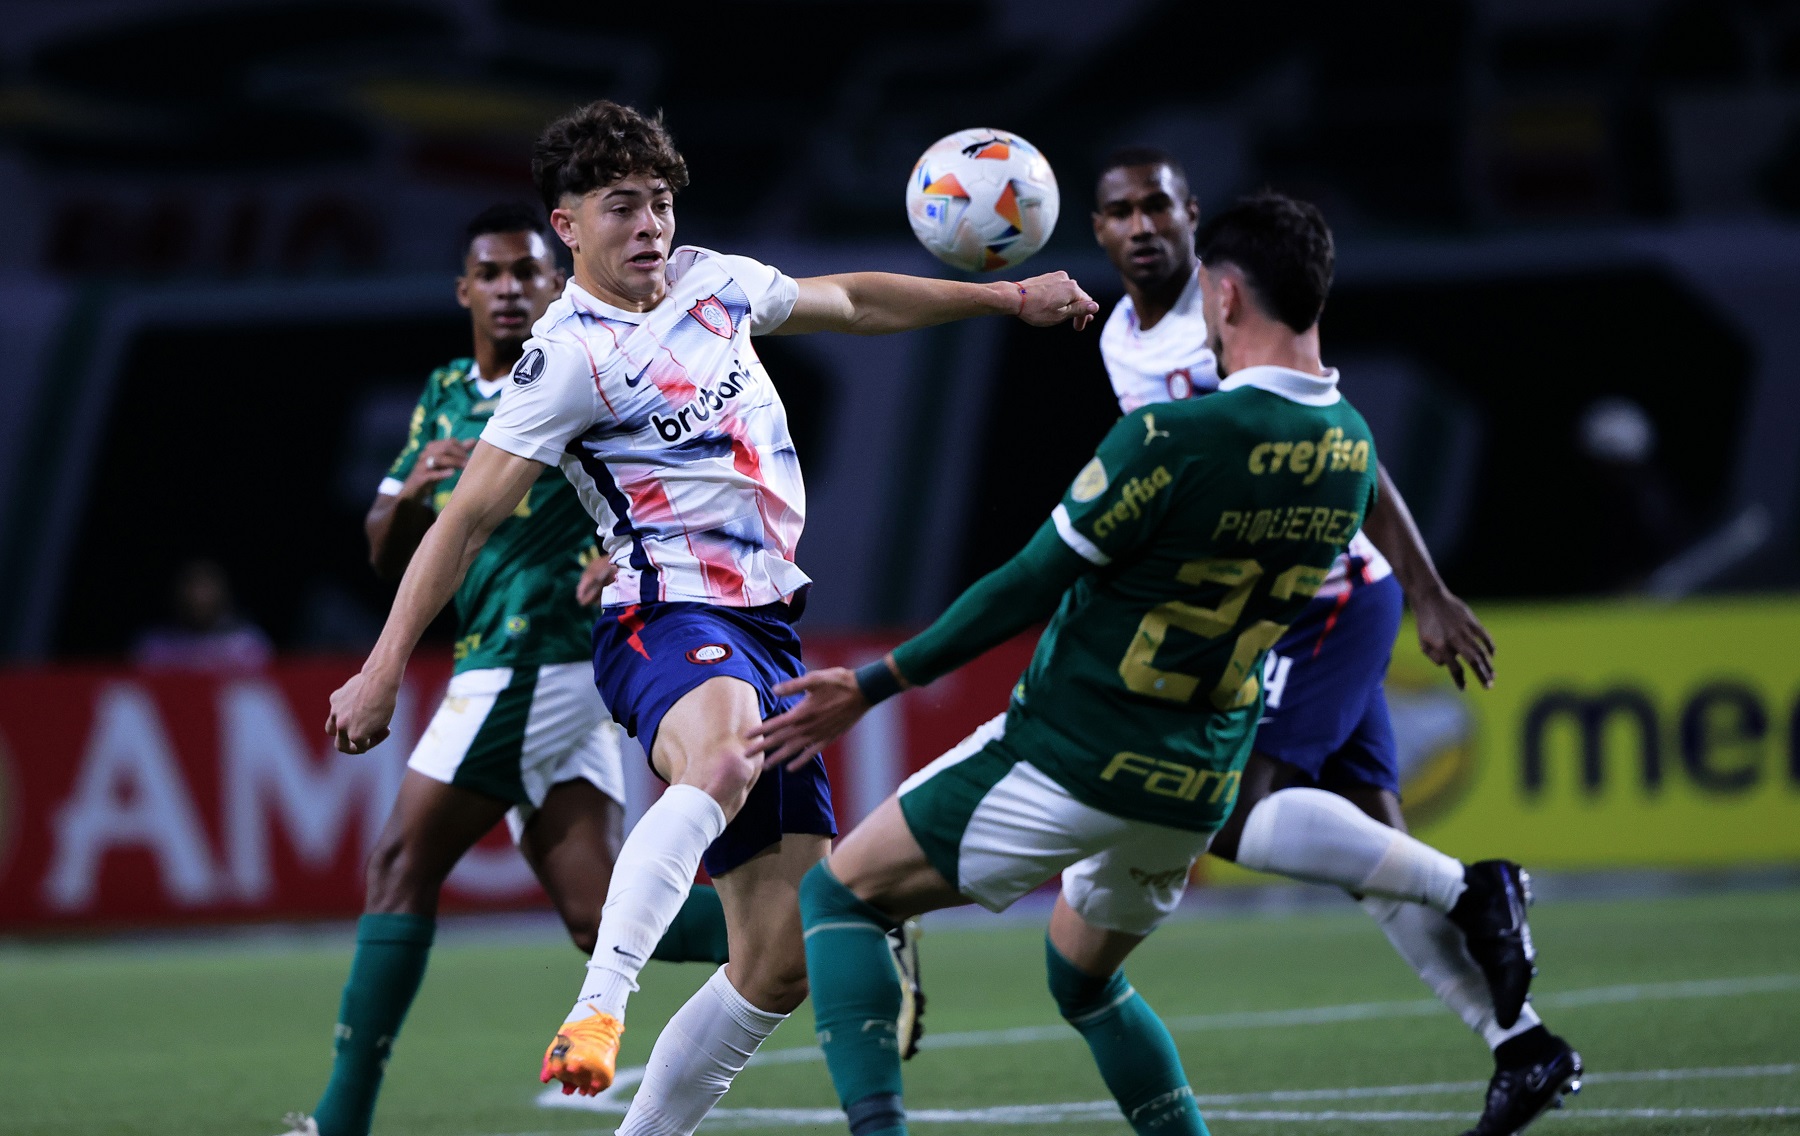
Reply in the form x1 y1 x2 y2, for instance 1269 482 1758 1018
1143 413 1170 444
650 370 750 442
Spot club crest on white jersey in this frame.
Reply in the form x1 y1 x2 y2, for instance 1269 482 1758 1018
1099 265 1220 414
689 295 734 339
481 246 807 609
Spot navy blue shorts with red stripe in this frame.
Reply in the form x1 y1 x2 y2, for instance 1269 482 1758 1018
1254 572 1404 796
591 599 837 877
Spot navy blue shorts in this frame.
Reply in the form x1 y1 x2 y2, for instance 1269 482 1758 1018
1254 573 1404 796
592 599 837 877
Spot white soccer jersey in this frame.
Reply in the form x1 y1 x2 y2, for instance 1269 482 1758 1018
481 246 807 608
1098 264 1390 599
1098 265 1220 413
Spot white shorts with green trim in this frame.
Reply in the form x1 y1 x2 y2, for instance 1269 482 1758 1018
407 660 631 843
898 713 1212 936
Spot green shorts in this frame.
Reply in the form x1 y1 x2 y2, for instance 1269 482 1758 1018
898 713 1212 936
409 661 629 841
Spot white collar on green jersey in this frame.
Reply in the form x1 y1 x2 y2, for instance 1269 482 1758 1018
468 364 506 399
1218 364 1341 406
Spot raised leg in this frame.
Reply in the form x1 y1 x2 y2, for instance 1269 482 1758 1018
618 833 832 1136
545 677 759 1095
1216 761 1555 1056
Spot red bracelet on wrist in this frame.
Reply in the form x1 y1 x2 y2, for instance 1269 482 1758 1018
1008 281 1027 317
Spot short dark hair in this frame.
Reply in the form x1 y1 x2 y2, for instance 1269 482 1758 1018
1095 145 1190 200
463 202 546 256
1194 192 1334 332
532 100 689 216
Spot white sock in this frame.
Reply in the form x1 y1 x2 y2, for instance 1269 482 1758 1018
1236 787 1467 912
566 784 727 1024
1361 897 1542 1048
617 966 787 1136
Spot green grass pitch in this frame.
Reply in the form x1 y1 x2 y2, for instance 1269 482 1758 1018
2 888 1796 1136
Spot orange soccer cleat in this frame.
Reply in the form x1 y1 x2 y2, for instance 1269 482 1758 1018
540 1011 625 1096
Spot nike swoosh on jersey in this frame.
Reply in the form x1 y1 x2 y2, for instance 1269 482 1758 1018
624 360 653 387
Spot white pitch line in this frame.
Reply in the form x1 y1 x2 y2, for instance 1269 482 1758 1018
1588 1063 1798 1085
1544 974 1800 1008
765 972 1800 1065
530 1102 1800 1130
1551 1107 1800 1119
536 1061 1798 1123
1192 1061 1799 1105
537 972 1800 1116
1201 1106 1800 1122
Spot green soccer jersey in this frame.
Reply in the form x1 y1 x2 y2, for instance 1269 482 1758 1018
386 358 599 673
1008 367 1379 831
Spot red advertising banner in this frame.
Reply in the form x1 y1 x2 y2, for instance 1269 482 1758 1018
0 637 1035 930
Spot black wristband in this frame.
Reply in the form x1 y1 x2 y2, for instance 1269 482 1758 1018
853 659 905 706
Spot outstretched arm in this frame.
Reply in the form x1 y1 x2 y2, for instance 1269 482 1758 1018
750 406 1180 766
327 441 545 752
748 523 1090 767
772 270 1098 336
1363 462 1495 690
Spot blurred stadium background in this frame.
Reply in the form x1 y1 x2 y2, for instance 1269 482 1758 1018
0 1 1797 1133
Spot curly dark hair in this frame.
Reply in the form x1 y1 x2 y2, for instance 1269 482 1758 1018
462 202 545 251
531 100 689 216
1094 145 1191 203
1195 192 1334 333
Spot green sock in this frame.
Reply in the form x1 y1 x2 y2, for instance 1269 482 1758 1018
650 884 730 964
1045 938 1209 1136
798 863 908 1136
313 914 435 1136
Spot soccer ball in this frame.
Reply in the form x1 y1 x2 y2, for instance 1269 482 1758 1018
905 128 1060 273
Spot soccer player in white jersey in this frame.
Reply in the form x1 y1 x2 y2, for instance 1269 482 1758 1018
279 205 729 1136
1091 149 1582 1136
325 100 1099 1135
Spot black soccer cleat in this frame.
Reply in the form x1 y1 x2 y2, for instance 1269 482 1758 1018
885 919 927 1060
1462 1036 1583 1136
1448 860 1537 1028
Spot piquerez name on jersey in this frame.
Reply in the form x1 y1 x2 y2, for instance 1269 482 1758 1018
481 247 806 609
1019 366 1380 832
1098 264 1389 598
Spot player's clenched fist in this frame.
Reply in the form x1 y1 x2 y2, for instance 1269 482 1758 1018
399 438 474 503
326 671 397 754
575 551 618 607
1016 270 1101 331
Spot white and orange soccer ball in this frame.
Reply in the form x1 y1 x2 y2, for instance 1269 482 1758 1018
904 128 1060 273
